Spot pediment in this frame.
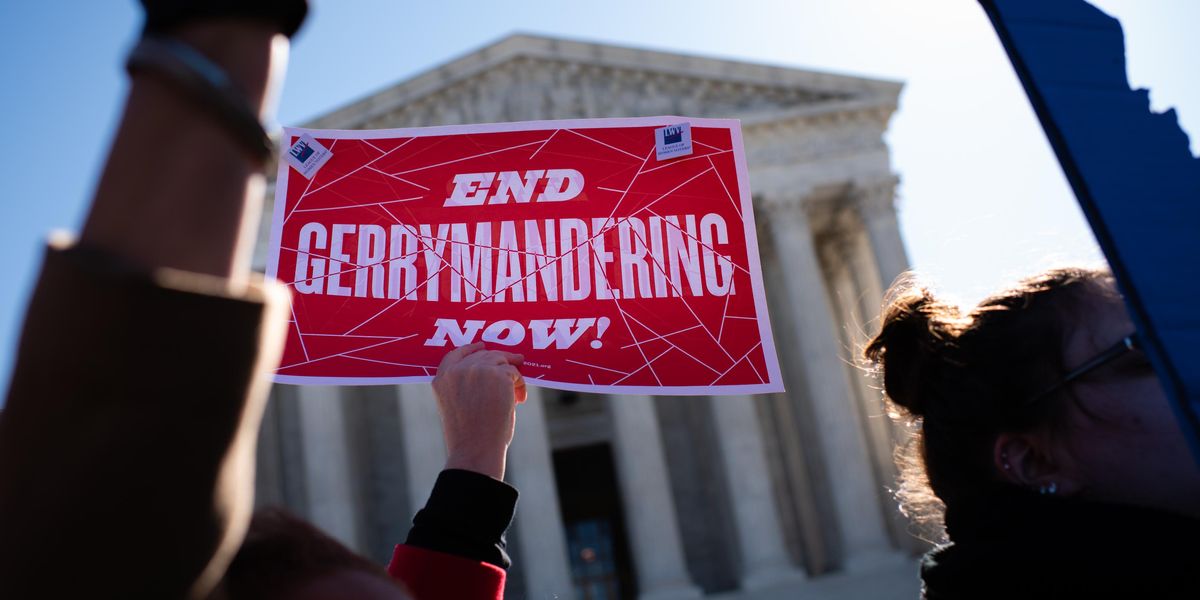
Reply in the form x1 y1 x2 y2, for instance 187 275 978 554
304 34 902 130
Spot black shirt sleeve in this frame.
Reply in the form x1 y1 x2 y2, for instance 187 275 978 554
404 469 520 569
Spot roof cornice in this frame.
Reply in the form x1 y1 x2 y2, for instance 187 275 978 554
303 33 903 130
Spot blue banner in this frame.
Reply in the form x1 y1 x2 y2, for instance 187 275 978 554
980 0 1200 461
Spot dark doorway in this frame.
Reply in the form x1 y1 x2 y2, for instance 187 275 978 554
553 444 637 600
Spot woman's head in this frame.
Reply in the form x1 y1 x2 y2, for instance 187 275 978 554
864 267 1200 530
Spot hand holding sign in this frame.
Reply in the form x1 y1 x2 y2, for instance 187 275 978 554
433 343 526 480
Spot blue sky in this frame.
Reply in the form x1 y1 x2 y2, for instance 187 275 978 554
0 0 1195 389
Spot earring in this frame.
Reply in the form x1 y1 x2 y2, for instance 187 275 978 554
1037 482 1058 495
1001 451 1011 471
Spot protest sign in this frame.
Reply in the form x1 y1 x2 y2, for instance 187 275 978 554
267 117 783 395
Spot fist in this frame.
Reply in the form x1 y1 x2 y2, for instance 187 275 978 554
432 343 526 480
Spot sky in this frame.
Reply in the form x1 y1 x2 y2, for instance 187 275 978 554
0 1 1195 389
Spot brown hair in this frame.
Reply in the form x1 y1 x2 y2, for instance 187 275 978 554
863 267 1116 535
217 507 406 600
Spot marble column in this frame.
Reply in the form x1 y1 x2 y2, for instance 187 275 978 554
763 195 893 570
822 225 902 541
710 395 807 590
840 217 891 431
853 177 910 292
396 384 448 519
841 202 922 552
609 395 702 600
507 387 577 600
295 385 362 550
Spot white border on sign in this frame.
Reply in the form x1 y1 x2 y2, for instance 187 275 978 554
267 116 785 396
275 374 778 397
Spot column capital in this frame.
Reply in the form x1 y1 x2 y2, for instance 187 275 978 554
757 190 810 218
758 189 838 223
849 174 910 291
851 175 901 221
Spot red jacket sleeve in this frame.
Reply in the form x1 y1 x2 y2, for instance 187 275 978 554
388 544 506 600
388 469 519 599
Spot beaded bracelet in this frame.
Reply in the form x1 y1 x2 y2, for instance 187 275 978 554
126 36 274 163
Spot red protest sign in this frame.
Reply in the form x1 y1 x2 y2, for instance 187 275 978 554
267 117 783 395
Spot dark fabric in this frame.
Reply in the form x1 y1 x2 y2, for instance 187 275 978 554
921 484 1200 599
0 240 287 599
141 0 310 38
405 469 519 570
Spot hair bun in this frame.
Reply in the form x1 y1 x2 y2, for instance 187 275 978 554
864 288 959 418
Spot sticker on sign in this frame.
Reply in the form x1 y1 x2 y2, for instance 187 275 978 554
283 133 333 179
266 117 783 395
655 122 693 160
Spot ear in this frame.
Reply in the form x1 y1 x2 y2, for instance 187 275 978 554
992 433 1084 496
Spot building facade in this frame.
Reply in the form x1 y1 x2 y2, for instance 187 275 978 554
254 34 921 600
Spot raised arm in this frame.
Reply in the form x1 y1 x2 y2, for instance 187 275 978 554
0 3 305 599
82 17 285 280
388 344 527 600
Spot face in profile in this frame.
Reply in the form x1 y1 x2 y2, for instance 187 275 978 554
1053 292 1200 519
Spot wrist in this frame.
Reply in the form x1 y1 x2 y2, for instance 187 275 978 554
444 448 508 481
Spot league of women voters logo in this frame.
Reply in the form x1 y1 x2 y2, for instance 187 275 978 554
266 117 784 395
282 133 333 179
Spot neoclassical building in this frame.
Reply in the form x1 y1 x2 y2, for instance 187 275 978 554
253 34 921 600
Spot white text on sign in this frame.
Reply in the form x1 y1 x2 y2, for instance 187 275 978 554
444 169 584 206
292 214 736 303
423 317 613 349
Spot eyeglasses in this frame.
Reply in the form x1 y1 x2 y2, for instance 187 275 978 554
1025 332 1143 405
